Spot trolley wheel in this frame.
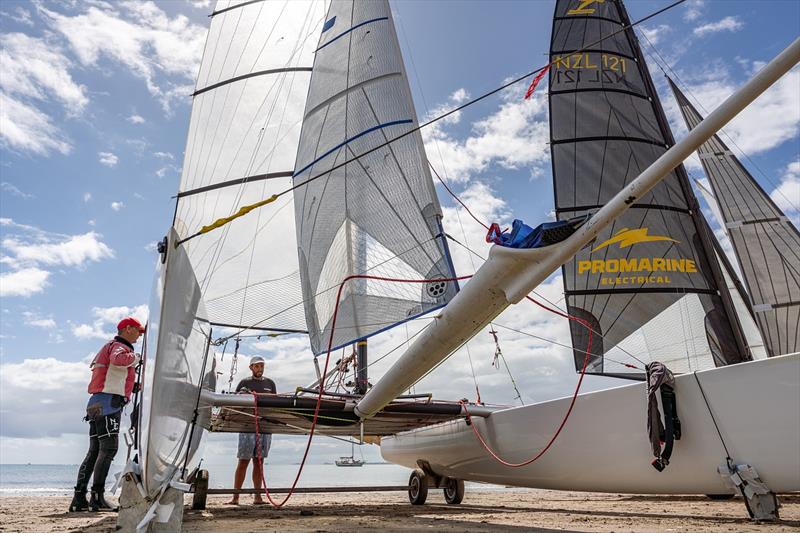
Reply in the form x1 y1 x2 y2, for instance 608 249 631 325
191 469 209 510
706 493 735 500
443 478 464 505
408 469 428 505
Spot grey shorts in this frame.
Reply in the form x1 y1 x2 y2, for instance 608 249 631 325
237 433 271 460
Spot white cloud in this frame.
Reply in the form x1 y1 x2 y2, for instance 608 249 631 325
665 64 800 157
0 267 50 297
771 160 800 221
4 6 34 26
83 192 92 202
153 151 174 160
693 16 743 37
73 304 149 340
40 2 207 111
0 32 88 113
1 182 34 199
23 312 56 329
0 32 88 155
0 357 92 439
0 92 72 156
0 219 114 297
638 24 671 46
98 151 118 167
683 0 705 22
189 0 213 9
422 86 550 183
127 114 145 124
3 231 114 268
110 201 124 211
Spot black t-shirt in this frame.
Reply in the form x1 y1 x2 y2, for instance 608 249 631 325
235 376 276 394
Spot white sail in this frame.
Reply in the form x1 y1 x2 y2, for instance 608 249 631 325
174 0 327 332
292 0 457 354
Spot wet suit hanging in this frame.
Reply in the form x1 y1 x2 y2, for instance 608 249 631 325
646 361 681 472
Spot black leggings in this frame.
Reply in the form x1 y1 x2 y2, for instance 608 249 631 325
75 413 120 492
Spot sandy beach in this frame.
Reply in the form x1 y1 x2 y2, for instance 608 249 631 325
2 490 798 532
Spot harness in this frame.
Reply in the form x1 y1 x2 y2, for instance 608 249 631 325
646 361 682 472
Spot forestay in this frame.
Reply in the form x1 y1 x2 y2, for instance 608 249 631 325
293 0 457 355
173 0 327 332
548 0 748 376
671 79 800 357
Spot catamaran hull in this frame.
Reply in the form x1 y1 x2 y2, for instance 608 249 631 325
381 353 800 494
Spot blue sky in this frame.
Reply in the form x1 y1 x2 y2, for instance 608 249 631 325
0 0 798 465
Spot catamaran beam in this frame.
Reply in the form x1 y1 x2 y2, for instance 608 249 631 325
354 37 800 420
199 390 496 417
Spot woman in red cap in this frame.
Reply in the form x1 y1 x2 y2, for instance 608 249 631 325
69 316 144 512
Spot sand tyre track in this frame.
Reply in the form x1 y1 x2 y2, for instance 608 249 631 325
444 478 465 505
408 469 428 505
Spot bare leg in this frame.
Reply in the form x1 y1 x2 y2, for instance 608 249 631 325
226 459 249 505
252 458 265 504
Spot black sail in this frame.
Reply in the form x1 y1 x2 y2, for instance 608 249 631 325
670 79 800 357
548 0 749 376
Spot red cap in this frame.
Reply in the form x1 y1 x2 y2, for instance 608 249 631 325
118 317 145 333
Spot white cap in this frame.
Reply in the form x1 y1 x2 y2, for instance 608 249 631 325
250 355 265 365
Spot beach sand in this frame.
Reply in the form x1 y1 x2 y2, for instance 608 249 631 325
2 490 798 532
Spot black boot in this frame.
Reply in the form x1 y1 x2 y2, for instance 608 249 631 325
89 489 118 512
68 489 89 512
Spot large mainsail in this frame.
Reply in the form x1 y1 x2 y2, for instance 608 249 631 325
670 79 800 357
292 0 457 354
548 0 749 376
173 0 327 333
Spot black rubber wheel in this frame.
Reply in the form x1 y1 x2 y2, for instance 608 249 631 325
408 469 428 505
706 493 735 501
443 478 464 505
192 469 209 510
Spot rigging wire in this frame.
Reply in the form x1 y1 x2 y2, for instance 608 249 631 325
636 28 799 212
177 0 689 246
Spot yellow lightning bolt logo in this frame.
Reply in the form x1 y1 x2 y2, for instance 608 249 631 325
592 227 678 252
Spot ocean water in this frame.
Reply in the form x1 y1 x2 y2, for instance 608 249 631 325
0 463 509 496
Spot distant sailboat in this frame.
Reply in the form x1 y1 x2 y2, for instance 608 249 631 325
335 442 365 467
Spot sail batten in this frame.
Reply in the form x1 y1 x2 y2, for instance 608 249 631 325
548 0 748 376
293 0 457 355
670 79 800 357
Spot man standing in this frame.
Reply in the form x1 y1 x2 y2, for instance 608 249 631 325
227 355 276 505
69 317 144 512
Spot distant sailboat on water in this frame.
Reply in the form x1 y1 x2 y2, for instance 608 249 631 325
335 441 365 467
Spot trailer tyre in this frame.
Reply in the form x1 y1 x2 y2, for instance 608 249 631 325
443 478 464 505
192 469 209 510
408 469 428 505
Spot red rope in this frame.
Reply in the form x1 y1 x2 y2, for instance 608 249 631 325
429 164 489 231
249 267 599 501
251 273 472 506
459 294 594 467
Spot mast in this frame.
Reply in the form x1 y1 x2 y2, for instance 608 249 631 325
670 78 800 357
354 37 800 419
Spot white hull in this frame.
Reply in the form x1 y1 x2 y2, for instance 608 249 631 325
381 353 800 494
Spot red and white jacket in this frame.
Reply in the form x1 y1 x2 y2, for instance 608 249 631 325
88 336 140 400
